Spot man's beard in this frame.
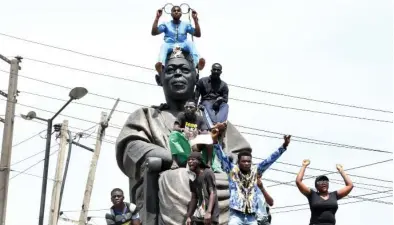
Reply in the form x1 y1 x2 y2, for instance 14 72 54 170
211 74 220 79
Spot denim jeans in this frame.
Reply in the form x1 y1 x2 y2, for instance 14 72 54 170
201 100 229 124
158 40 199 67
228 209 258 225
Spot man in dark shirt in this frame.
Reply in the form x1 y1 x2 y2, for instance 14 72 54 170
186 152 220 225
194 63 229 126
174 101 208 140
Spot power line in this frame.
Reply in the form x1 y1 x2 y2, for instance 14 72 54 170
267 167 392 190
3 96 392 155
271 194 392 214
10 144 59 166
10 169 55 181
12 129 46 147
2 65 392 124
271 189 393 210
252 155 392 183
266 159 393 188
239 126 392 154
0 32 391 114
0 148 59 191
6 85 393 154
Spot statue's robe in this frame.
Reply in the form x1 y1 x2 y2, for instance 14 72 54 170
116 107 251 225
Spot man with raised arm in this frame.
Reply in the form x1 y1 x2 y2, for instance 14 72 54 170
151 5 205 73
212 130 291 225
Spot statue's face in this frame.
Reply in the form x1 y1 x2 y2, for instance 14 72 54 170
159 57 197 100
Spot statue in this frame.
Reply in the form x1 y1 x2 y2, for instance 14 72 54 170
115 50 251 225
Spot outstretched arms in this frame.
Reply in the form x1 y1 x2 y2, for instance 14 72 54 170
336 164 353 199
257 135 291 174
295 159 312 196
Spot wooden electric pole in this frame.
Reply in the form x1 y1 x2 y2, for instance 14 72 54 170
0 55 22 225
77 112 107 225
48 120 69 225
78 99 119 225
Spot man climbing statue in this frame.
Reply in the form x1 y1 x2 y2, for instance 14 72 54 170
195 63 229 127
151 5 205 73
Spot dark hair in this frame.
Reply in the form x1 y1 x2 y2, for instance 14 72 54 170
237 150 252 161
110 188 123 196
171 5 180 11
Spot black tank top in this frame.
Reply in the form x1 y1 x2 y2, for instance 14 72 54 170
307 190 339 225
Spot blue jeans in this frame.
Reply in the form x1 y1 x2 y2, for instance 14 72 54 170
201 100 229 124
158 40 199 67
228 209 258 225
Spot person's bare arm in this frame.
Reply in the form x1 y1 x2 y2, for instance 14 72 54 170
336 164 353 199
295 159 312 196
261 186 274 206
151 9 162 35
257 177 274 206
186 192 198 223
191 10 201 37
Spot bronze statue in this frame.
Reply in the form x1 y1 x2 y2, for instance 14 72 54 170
115 50 251 225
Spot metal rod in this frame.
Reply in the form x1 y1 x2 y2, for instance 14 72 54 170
51 98 73 121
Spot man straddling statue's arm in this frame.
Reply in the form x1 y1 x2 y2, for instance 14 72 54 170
171 100 214 168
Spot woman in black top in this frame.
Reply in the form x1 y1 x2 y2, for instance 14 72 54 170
295 159 353 225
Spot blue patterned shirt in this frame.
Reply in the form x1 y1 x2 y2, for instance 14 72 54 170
157 20 195 43
214 144 287 214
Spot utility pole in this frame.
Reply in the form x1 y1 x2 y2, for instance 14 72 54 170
78 112 107 225
48 120 68 225
0 55 22 225
78 98 119 225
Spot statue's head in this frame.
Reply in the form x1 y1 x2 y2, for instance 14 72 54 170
155 50 198 101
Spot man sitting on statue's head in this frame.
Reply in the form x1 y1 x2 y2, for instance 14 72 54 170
151 5 205 74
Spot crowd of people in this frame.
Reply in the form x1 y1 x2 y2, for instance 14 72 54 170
105 5 354 225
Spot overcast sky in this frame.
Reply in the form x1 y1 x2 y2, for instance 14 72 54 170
0 0 392 224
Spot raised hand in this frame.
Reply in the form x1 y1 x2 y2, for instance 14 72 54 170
156 9 163 18
192 10 198 20
211 128 219 143
336 164 343 172
302 159 310 167
283 135 291 148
